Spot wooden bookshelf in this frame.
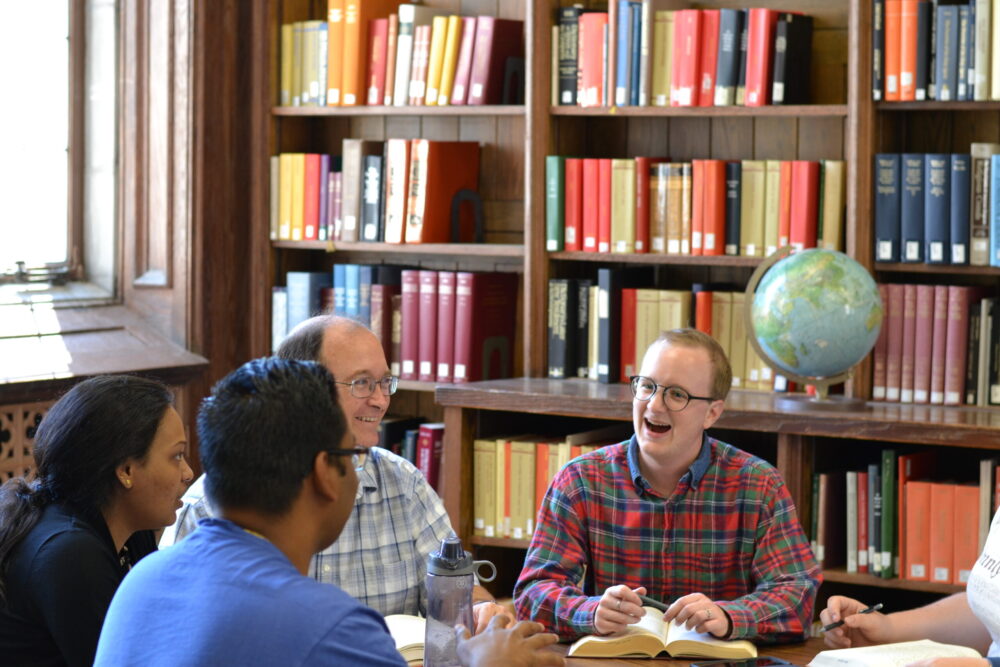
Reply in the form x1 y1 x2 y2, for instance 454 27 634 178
273 104 527 117
549 104 849 118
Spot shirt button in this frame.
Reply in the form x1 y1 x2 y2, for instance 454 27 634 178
323 564 332 573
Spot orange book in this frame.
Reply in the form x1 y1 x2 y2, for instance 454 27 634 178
897 452 936 578
899 0 918 101
535 442 551 512
691 160 705 255
620 288 638 382
702 159 726 255
698 9 720 106
403 140 480 243
326 0 345 106
383 13 399 105
884 0 902 101
342 0 403 106
578 13 609 107
778 161 793 247
366 18 390 105
789 160 819 250
928 483 954 583
671 9 702 106
903 480 931 580
953 484 979 585
694 289 713 336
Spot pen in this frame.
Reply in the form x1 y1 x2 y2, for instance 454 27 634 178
637 594 670 612
821 603 884 632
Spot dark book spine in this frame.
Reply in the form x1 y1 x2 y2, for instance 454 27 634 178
714 9 743 105
901 153 925 262
966 299 982 404
772 13 813 104
629 2 641 106
557 6 583 105
771 16 790 104
915 0 931 100
547 279 572 378
957 5 970 100
735 9 749 105
869 463 882 574
875 154 901 262
950 154 971 264
597 267 622 384
967 0 976 99
546 155 565 251
724 161 742 255
361 154 384 242
873 0 885 100
576 279 592 378
935 4 959 101
923 153 951 264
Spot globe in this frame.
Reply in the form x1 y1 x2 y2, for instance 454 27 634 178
745 248 883 406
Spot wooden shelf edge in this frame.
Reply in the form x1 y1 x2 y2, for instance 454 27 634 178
273 104 525 117
271 240 525 258
822 568 965 594
877 101 1000 111
875 262 1000 275
550 251 762 267
470 536 531 549
549 104 848 117
398 379 445 393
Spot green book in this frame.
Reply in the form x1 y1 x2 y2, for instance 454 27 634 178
546 155 566 252
880 449 897 578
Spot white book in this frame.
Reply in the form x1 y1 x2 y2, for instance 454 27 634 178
392 5 448 107
808 640 980 667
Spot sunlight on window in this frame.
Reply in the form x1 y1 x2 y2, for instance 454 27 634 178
0 4 70 271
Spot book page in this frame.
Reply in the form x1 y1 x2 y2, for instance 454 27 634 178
566 606 668 658
383 614 426 652
807 639 981 667
663 618 757 658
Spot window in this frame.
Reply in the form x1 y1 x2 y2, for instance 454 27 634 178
0 0 117 302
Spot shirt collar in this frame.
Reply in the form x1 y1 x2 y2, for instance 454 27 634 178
356 447 381 495
626 432 713 495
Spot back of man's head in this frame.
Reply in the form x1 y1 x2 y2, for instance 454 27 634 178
276 314 369 365
197 358 347 515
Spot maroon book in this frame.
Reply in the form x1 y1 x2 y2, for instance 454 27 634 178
400 270 420 380
944 286 974 406
370 283 400 369
912 284 935 404
449 16 478 105
415 423 445 489
466 17 523 105
418 270 439 382
885 283 905 402
390 294 403 378
872 283 889 400
453 272 518 383
900 283 917 403
929 285 949 404
436 271 456 383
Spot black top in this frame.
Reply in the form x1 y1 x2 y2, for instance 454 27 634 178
0 503 156 667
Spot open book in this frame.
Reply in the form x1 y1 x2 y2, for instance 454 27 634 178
384 614 425 666
807 639 981 667
567 606 757 659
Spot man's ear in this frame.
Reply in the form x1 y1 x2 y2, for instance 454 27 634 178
311 451 341 503
702 399 725 430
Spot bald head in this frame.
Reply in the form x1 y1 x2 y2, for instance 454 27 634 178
276 315 370 367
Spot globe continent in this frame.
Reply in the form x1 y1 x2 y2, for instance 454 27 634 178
750 249 883 379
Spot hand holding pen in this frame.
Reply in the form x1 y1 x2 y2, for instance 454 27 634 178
819 596 892 649
822 603 883 632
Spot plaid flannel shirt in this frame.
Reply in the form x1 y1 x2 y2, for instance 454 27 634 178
161 447 454 617
514 434 821 643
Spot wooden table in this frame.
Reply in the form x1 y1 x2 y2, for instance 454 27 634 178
553 637 827 666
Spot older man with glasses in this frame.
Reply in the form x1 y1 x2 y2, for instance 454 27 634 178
514 328 820 645
161 315 511 632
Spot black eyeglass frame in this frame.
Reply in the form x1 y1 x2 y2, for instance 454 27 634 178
628 375 717 412
327 446 369 471
333 376 399 398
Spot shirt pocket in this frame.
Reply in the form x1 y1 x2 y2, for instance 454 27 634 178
362 551 422 617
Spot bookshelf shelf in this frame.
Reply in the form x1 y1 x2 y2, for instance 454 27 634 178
876 101 1000 112
272 105 526 117
821 568 965 595
549 252 762 267
874 263 1000 276
549 104 849 118
271 240 524 259
470 536 531 549
398 380 441 393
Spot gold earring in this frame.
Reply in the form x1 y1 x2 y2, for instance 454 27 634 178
124 479 132 488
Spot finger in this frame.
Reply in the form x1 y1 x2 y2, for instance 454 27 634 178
511 620 545 637
487 614 512 631
601 594 641 618
454 625 472 643
473 608 493 635
524 631 560 648
538 653 567 667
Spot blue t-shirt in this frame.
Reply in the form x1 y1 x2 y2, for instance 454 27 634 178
95 518 407 667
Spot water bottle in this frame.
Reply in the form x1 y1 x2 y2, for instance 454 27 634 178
423 535 496 667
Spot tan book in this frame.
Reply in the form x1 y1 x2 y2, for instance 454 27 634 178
300 20 324 106
291 22 304 106
711 291 734 360
680 163 692 254
659 289 692 331
650 163 670 252
992 0 1000 100
384 614 425 666
740 160 766 256
763 160 781 255
666 163 687 254
437 15 463 105
568 607 757 659
494 436 510 537
473 438 497 537
820 160 846 251
551 24 559 106
611 158 637 253
280 23 294 105
651 11 675 106
729 291 748 389
508 436 543 539
808 640 980 667
634 288 661 374
423 16 450 105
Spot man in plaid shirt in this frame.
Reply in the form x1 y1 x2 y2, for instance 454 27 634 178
161 316 511 631
514 328 820 643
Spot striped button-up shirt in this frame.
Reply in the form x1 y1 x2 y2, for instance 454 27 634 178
161 447 454 617
514 435 821 643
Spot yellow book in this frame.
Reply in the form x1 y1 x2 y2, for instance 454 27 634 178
665 164 686 254
269 156 280 240
280 23 294 105
680 163 692 254
711 291 733 360
291 22 304 106
611 159 637 253
278 154 293 240
651 11 675 106
473 438 497 537
384 614 425 666
437 15 463 105
807 640 980 667
740 160 766 256
508 437 541 539
729 291 747 389
423 16 450 105
288 153 305 241
551 24 559 106
567 607 757 659
763 160 781 255
820 160 846 251
494 437 509 537
658 289 691 331
634 289 661 374
300 20 324 106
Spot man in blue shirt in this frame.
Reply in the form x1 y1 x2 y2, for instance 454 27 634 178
95 358 561 666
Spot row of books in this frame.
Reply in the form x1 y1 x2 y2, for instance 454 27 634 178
545 156 845 257
472 423 632 540
269 139 481 244
281 3 523 107
874 0 992 101
555 4 813 108
378 417 447 490
872 283 1000 407
272 266 519 385
813 450 995 586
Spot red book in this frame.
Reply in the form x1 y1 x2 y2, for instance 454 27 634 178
904 480 931 580
366 18 390 105
303 154 321 241
390 293 403 377
857 470 870 573
899 0 918 101
577 13 609 107
466 17 523 105
565 158 584 252
944 286 973 406
417 270 438 382
884 0 902 101
671 9 702 106
778 161 793 247
691 160 705 255
702 159 726 255
694 290 713 335
404 140 481 243
619 288 638 383
928 285 948 404
929 483 955 583
453 272 519 383
789 160 819 250
912 284 935 404
885 283 905 401
450 16 478 104
407 24 432 105
898 452 936 580
582 158 600 251
598 159 613 253
383 13 399 105
900 283 917 403
415 423 445 489
370 283 400 368
435 271 456 383
872 283 890 400
744 8 780 106
697 9 720 106
953 484 980 585
400 270 420 380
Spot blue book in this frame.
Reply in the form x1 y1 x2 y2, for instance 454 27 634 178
725 161 742 255
332 264 347 315
615 0 633 105
287 271 333 330
874 154 901 262
344 264 361 317
318 154 330 242
272 286 288 352
901 154 925 262
935 4 959 101
950 154 971 264
629 2 642 106
358 264 374 328
990 154 1000 266
923 154 950 264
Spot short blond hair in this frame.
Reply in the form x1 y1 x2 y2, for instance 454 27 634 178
648 329 732 400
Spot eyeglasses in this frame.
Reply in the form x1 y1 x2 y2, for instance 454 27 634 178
327 446 369 471
334 376 399 399
629 376 716 412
